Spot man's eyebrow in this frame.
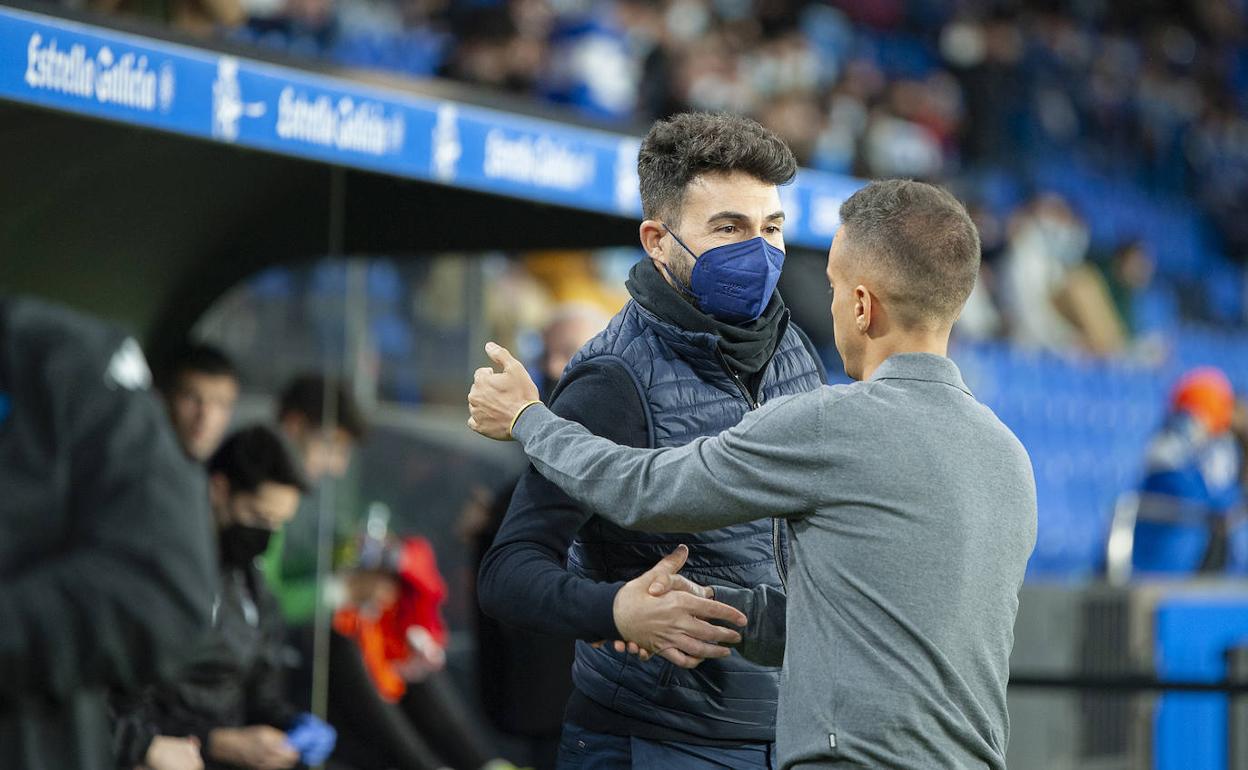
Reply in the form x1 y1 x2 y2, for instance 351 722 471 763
705 210 787 222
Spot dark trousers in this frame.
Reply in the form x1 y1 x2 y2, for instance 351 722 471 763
327 629 494 770
555 721 777 770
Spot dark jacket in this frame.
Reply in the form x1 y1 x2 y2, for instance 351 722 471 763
0 296 217 770
563 300 823 742
478 264 825 743
113 556 300 767
473 485 575 738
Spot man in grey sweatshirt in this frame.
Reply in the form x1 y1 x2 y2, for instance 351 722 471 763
467 180 1038 769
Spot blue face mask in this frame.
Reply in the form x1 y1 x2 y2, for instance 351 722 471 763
661 224 786 324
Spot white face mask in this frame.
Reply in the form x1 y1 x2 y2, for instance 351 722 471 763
1018 215 1090 267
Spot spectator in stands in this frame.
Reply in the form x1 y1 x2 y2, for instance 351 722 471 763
1092 239 1166 356
113 425 337 770
158 343 240 462
1132 368 1244 574
241 0 339 59
0 296 217 770
90 0 244 38
1001 194 1126 355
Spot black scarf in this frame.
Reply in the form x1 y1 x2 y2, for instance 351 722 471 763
625 259 786 376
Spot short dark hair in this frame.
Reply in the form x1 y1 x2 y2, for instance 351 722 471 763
207 424 308 494
638 112 797 224
277 375 366 440
158 343 238 392
838 180 981 327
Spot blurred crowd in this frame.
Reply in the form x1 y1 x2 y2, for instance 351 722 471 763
61 0 1248 359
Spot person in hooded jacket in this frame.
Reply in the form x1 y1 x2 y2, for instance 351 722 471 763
0 295 217 770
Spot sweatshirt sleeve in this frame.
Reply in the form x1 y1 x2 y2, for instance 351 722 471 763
711 584 787 667
477 359 651 641
0 306 218 701
510 390 825 532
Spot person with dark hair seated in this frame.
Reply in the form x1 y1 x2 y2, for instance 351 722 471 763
158 343 241 463
113 426 338 770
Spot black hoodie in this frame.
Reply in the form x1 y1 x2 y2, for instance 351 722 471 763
0 296 217 770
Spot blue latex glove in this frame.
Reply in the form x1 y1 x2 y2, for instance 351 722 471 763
286 713 337 766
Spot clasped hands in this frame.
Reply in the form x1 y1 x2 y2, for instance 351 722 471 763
599 545 747 669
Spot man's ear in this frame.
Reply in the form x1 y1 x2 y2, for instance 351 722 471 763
855 285 872 334
639 220 669 266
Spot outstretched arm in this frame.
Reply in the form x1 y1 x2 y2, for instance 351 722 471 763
468 343 824 533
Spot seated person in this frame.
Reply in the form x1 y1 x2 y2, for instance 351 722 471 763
157 342 240 463
113 426 337 770
1132 367 1243 574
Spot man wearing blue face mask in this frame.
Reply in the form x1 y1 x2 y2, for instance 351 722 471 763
477 113 826 769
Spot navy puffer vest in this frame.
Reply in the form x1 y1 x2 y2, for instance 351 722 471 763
561 299 824 741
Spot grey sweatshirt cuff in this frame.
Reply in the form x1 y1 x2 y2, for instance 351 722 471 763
710 584 786 668
512 402 552 442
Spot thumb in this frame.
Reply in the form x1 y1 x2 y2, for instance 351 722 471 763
645 544 688 583
485 341 520 372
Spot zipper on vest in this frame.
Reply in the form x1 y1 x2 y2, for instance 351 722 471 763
715 349 759 410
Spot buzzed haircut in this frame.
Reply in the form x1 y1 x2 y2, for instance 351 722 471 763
838 180 981 327
638 112 797 225
208 424 308 494
278 374 367 440
157 343 238 392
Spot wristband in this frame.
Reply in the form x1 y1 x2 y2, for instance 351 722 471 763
509 400 543 437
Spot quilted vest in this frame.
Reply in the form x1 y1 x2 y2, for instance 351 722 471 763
561 299 824 741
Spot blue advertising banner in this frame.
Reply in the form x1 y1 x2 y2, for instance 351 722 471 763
0 5 862 248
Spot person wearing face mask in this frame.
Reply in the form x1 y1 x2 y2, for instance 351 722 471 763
468 180 1037 770
1000 194 1129 356
463 304 609 770
477 112 827 769
112 426 339 770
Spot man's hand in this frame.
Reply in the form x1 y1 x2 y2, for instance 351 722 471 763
207 726 298 770
144 736 203 770
396 625 447 682
612 545 746 669
467 342 540 440
609 563 722 660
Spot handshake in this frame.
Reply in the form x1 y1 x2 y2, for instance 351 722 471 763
601 544 748 669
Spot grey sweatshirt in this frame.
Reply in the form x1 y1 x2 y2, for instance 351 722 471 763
510 353 1037 769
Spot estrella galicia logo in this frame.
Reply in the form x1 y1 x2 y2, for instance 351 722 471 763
432 103 461 182
212 56 265 142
